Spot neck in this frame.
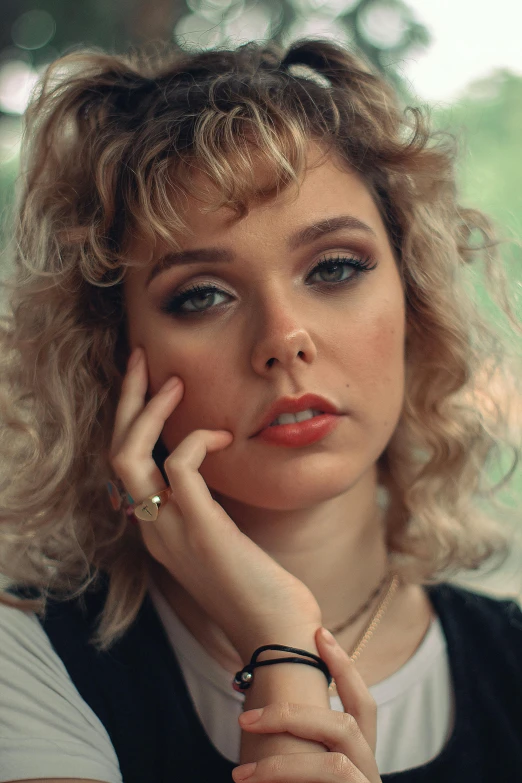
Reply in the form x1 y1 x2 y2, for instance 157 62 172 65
151 466 392 668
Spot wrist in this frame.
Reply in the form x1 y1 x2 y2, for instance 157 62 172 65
234 641 332 693
235 622 323 665
237 631 331 764
234 629 332 705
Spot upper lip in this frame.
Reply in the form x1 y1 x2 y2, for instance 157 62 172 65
251 393 341 436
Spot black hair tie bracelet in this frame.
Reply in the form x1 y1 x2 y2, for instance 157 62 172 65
232 644 332 692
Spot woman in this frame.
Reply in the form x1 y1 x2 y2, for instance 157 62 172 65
0 37 521 783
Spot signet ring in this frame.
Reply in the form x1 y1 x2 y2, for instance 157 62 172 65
133 488 173 522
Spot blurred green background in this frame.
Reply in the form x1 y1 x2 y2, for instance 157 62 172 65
0 0 520 594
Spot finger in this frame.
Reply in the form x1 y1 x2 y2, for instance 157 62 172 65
161 428 234 528
238 703 379 782
110 347 151 457
316 628 378 755
112 372 235 588
112 387 179 501
115 367 182 466
111 349 233 505
232 752 373 783
110 348 189 499
109 347 237 556
110 345 179 474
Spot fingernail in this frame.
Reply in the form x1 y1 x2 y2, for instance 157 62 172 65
320 628 337 646
161 377 181 393
240 708 263 724
232 762 257 781
128 349 141 371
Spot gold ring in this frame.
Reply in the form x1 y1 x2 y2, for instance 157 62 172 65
132 488 173 522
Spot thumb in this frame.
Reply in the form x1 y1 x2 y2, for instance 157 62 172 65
316 627 378 755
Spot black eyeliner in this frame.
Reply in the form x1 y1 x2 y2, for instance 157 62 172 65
159 254 377 317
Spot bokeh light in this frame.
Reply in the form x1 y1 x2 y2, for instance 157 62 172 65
289 13 347 43
174 13 226 49
295 0 359 15
0 116 22 164
0 61 39 115
225 5 272 42
11 10 56 51
358 1 408 49
175 3 275 49
187 0 245 24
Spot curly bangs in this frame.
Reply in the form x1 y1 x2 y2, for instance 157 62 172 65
0 38 520 649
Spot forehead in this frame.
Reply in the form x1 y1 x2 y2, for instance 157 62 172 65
126 145 385 268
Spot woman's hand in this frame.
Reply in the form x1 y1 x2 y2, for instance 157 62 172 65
109 347 322 659
233 627 382 783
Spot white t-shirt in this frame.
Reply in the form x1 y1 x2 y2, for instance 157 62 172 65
148 579 455 773
0 583 455 781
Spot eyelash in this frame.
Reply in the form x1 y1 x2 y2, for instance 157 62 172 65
159 254 377 317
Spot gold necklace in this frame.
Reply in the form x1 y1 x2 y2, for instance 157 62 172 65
327 572 400 695
327 571 392 635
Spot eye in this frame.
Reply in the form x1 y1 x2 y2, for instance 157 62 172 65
160 284 230 316
308 254 376 285
159 254 376 317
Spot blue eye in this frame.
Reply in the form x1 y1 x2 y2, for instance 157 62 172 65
161 284 228 315
310 255 375 284
160 254 376 317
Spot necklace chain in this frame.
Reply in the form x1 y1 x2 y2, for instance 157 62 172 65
327 571 391 635
348 572 400 662
327 571 400 694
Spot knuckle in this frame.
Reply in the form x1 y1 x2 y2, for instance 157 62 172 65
163 453 184 476
327 752 355 780
259 754 286 778
339 711 359 736
276 702 299 721
111 451 133 475
163 429 210 473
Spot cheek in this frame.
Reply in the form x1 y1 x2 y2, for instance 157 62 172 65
373 314 404 374
342 303 405 406
154 342 234 443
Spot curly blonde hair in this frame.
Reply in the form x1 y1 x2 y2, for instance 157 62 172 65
0 38 520 649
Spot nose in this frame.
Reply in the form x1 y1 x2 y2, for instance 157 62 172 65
250 294 318 375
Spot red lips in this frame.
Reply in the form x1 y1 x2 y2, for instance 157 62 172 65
251 393 341 437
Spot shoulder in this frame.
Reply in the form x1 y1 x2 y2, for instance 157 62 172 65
0 597 99 714
427 580 522 625
0 601 123 783
0 599 62 666
0 591 102 677
426 580 522 662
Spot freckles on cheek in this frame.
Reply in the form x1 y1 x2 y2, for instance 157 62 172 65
161 345 229 421
375 323 401 364
144 337 209 394
355 310 404 384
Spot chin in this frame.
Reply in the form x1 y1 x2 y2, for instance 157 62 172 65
208 472 367 511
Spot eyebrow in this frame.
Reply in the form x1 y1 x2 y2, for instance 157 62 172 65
145 214 377 287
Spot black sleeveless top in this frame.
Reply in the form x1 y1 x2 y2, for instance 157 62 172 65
32 579 522 782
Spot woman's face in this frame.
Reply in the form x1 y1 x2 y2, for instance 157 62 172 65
123 147 406 511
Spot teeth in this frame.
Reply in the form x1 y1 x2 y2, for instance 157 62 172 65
270 409 323 427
